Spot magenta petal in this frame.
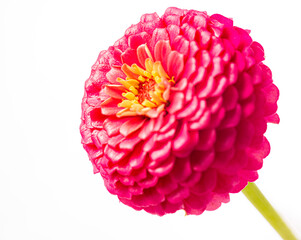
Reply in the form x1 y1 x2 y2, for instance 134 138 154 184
251 41 265 62
170 157 192 182
190 168 217 195
180 171 202 187
266 113 280 124
191 150 215 172
184 193 209 215
196 129 216 151
167 186 190 204
206 193 230 211
131 187 164 207
215 128 237 151
156 175 178 195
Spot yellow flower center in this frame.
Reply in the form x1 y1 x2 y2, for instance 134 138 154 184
116 58 174 117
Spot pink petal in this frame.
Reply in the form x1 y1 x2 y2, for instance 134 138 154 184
143 133 157 152
106 67 125 84
182 57 197 79
159 114 177 133
167 51 184 80
101 97 123 115
211 14 233 27
120 117 146 137
188 110 211 130
154 40 171 70
172 121 190 152
148 155 175 177
156 128 176 142
137 44 149 68
121 48 139 66
196 29 211 49
196 76 215 98
138 118 155 140
107 134 125 147
172 77 188 91
150 141 172 164
119 132 142 150
103 117 130 137
167 92 185 114
181 23 196 41
128 32 151 49
104 145 128 163
105 85 126 99
189 100 206 121
172 36 190 56
166 25 180 44
189 41 199 57
128 148 147 169
177 96 199 118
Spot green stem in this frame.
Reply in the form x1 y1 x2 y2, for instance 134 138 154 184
242 182 297 240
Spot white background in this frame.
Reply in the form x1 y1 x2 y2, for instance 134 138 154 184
1 0 301 239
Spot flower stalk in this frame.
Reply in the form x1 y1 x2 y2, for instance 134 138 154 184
242 182 297 240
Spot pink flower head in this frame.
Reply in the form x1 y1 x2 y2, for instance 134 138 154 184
80 7 279 216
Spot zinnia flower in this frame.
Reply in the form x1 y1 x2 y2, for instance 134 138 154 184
80 7 279 216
